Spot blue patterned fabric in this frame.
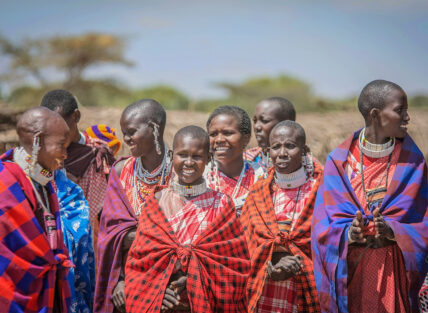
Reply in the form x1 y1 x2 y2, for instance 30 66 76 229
55 169 95 313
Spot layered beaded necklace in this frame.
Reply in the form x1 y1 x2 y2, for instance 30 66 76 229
358 128 393 211
171 179 207 199
132 143 172 216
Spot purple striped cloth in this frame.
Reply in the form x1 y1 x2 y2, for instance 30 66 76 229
311 131 428 313
93 166 138 313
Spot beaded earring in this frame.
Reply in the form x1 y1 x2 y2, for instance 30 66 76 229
151 122 162 155
30 134 41 175
302 152 314 176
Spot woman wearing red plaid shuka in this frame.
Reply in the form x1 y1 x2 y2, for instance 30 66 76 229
205 105 264 217
125 126 250 313
241 121 322 313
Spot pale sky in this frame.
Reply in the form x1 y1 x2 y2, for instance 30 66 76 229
1 0 427 99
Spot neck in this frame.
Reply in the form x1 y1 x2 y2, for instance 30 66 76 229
364 125 389 144
140 142 165 172
71 129 81 143
217 157 244 177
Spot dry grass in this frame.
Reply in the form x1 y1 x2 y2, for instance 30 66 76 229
77 106 428 163
1 106 427 162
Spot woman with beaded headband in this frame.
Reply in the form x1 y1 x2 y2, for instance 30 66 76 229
312 80 428 313
241 120 322 313
244 97 297 174
0 107 73 312
95 99 173 313
125 126 250 312
205 105 264 216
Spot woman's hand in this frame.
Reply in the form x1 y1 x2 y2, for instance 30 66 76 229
373 208 394 239
349 211 366 243
266 255 302 281
122 229 136 251
112 280 126 312
161 275 188 311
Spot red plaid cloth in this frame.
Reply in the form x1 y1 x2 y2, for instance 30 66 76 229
256 178 317 313
124 185 250 313
160 187 228 245
244 147 263 162
0 150 72 312
205 161 263 215
241 162 323 313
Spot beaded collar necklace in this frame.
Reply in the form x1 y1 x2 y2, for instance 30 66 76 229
274 166 307 189
13 147 54 186
171 179 207 198
359 128 395 159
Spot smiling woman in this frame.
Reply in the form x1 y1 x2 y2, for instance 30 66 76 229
205 105 264 215
94 99 173 313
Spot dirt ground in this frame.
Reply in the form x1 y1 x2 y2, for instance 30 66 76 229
1 106 427 163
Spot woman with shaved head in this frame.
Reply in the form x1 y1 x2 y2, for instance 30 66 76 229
95 99 173 313
0 107 72 312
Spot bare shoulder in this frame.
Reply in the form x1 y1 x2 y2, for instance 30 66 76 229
113 158 127 177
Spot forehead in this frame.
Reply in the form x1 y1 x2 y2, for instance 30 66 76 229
270 126 299 142
120 111 147 127
383 89 407 108
209 114 240 129
45 117 69 138
255 101 281 117
174 135 208 152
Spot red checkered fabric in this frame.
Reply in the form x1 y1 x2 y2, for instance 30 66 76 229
161 188 228 245
244 147 262 162
257 279 298 313
241 162 323 313
0 150 72 312
255 178 317 313
124 185 250 313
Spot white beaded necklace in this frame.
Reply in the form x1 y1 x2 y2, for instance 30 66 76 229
274 166 307 189
171 180 207 198
359 128 395 159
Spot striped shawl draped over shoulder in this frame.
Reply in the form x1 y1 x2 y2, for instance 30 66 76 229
241 162 323 313
311 131 428 313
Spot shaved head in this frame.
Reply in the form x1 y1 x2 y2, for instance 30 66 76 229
122 99 166 134
16 107 69 171
358 80 404 119
17 107 68 148
270 120 306 146
173 126 210 152
258 97 296 121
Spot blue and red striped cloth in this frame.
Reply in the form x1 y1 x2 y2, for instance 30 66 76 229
0 149 72 313
311 131 428 313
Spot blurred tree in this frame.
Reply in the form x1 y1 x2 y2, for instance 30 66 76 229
132 85 189 110
211 74 314 113
0 32 131 90
410 95 428 107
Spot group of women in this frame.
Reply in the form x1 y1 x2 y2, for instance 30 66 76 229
92 79 427 313
1 79 425 313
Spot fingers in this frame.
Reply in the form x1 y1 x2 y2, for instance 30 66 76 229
275 256 302 275
162 288 180 309
356 210 363 221
112 292 125 312
373 207 380 218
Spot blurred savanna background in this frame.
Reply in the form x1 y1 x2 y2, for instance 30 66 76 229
1 1 427 161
